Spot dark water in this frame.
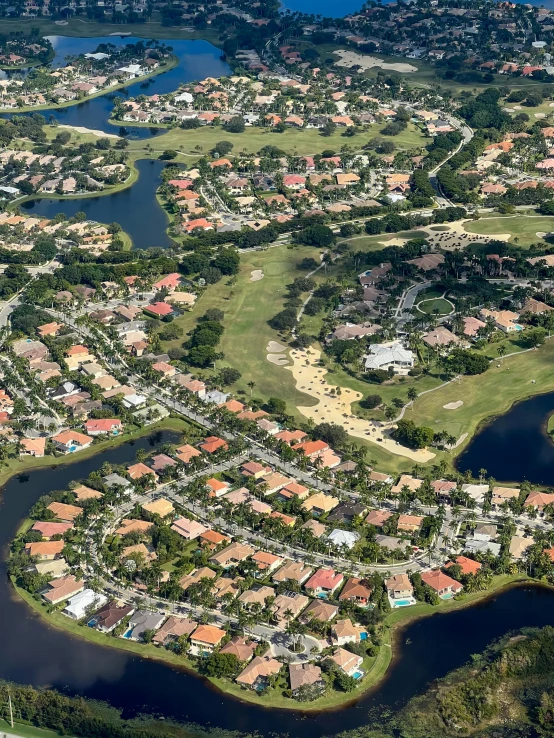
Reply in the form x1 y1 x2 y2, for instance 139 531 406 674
8 36 229 139
457 391 554 485
2 437 554 735
281 0 364 16
20 158 172 250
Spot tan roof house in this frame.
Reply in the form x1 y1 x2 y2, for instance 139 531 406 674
236 656 282 689
272 560 313 585
209 542 255 568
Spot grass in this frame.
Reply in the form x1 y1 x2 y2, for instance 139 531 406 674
415 297 453 316
337 231 429 253
464 215 554 248
412 338 554 460
125 121 426 158
0 719 73 738
0 417 189 488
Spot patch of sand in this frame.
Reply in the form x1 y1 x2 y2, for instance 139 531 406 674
419 221 511 250
250 269 264 282
267 341 287 353
58 124 119 139
267 354 289 365
55 19 68 24
333 49 417 74
285 348 435 462
451 432 468 449
536 232 547 238
443 400 463 410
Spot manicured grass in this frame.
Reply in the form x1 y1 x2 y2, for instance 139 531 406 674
337 231 428 253
0 719 71 738
415 297 453 316
0 417 189 488
125 121 426 158
412 338 554 460
464 215 554 248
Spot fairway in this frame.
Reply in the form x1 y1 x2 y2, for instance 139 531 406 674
412 339 554 456
464 215 554 247
128 121 426 158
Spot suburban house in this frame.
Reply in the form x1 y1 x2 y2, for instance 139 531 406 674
52 430 93 453
339 577 372 605
330 647 363 676
42 575 84 605
421 570 463 598
235 656 282 690
289 663 325 697
332 618 364 646
189 624 226 654
93 602 135 633
386 573 414 600
63 589 107 620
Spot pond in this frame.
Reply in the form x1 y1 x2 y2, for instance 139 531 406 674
20 158 173 250
1 438 554 736
5 36 230 139
456 391 554 485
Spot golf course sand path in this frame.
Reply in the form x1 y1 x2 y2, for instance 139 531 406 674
285 348 435 462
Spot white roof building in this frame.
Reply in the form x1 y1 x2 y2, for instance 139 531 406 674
364 342 414 375
63 589 107 620
122 393 147 408
328 529 360 550
461 483 489 504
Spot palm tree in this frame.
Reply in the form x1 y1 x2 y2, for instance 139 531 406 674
247 381 256 397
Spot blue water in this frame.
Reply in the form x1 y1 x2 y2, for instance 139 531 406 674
352 670 363 680
360 632 368 640
393 599 412 607
282 0 364 16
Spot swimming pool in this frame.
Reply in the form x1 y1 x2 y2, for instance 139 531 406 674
394 599 412 607
360 632 368 640
352 670 364 680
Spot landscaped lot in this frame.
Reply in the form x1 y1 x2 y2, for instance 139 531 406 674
464 215 554 248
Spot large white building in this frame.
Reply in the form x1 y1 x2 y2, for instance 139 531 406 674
364 342 414 375
63 589 107 620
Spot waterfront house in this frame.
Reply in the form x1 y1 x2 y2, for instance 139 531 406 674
153 617 198 645
84 418 122 436
330 647 363 676
445 556 481 576
289 663 325 697
220 636 256 662
339 577 372 605
332 618 364 646
508 535 533 560
125 610 166 641
421 570 463 597
491 486 520 507
236 656 282 690
189 624 226 654
47 502 82 522
32 521 72 540
524 491 554 512
52 430 92 454
25 542 62 562
94 602 135 633
19 437 46 457
63 589 107 620
386 574 414 600
304 568 344 596
42 575 84 605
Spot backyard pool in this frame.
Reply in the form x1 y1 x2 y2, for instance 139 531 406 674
393 599 413 607
352 670 364 680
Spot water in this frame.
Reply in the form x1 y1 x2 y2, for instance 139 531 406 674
457 391 554 485
20 158 173 250
6 36 230 139
1 440 554 734
281 0 364 16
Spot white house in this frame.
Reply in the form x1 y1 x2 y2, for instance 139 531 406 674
364 342 414 375
63 589 107 620
328 529 360 550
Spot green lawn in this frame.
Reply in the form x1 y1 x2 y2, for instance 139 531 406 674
337 231 429 253
126 121 426 158
0 720 70 738
464 215 554 248
415 297 453 316
412 338 554 459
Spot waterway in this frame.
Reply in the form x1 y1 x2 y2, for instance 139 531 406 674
457 391 554 485
20 158 173 250
1 437 554 735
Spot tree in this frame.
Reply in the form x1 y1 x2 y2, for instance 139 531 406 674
211 141 233 156
224 116 245 133
213 248 240 275
267 397 286 414
202 652 240 678
360 394 382 410
296 224 335 248
313 422 349 448
159 149 178 160
321 120 336 137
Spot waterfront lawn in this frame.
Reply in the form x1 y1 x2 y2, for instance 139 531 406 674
0 719 74 738
0 417 189 488
463 215 554 248
129 121 426 158
412 338 554 460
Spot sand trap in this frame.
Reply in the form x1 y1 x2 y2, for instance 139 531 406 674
451 432 468 449
443 401 463 410
55 19 68 24
267 354 289 365
285 348 435 462
58 124 119 139
333 49 417 74
250 269 264 282
267 341 287 353
537 232 547 238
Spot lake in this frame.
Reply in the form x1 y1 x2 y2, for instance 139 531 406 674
1 437 554 736
5 36 230 139
20 158 173 250
457 391 554 485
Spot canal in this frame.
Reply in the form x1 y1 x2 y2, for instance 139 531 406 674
20 158 173 251
1 439 554 736
457 391 554 485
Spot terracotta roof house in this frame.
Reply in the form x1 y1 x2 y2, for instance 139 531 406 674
199 436 228 454
84 418 122 436
143 302 174 318
153 616 198 644
25 540 65 560
142 498 174 518
171 517 208 540
241 461 270 479
209 542 255 568
445 556 481 576
189 624 226 654
339 577 372 605
150 453 177 473
391 475 423 495
206 477 230 497
302 492 339 516
42 575 84 605
115 519 153 536
292 440 329 457
421 570 463 597
220 636 256 662
275 429 307 445
19 437 46 457
463 316 486 337
47 502 82 522
236 655 282 689
128 462 159 482
272 560 313 585
153 273 182 291
32 521 72 540
386 573 413 600
524 490 554 510
491 486 520 507
330 647 363 676
289 663 324 695
365 509 393 528
397 514 424 534
199 530 230 549
175 444 202 464
251 550 284 575
302 599 338 623
52 430 92 454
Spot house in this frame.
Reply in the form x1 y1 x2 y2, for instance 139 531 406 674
32 521 72 540
305 568 344 595
386 574 414 600
175 444 202 465
391 475 423 496
301 519 327 538
289 663 325 696
128 463 159 482
209 542 255 568
115 519 153 536
491 486 520 507
52 430 92 454
292 440 329 458
153 617 198 645
241 461 271 479
327 529 360 550
463 316 487 338
236 656 282 689
473 523 497 541
189 624 226 654
332 618 364 645
63 589 107 620
42 575 84 605
142 498 174 518
199 530 230 549
179 567 217 592
251 550 284 576
273 560 313 585
302 599 339 623
220 636 256 662
47 502 82 522
19 437 46 457
330 647 363 677
206 478 230 497
26 540 65 560
339 578 372 607
302 492 339 516
104 473 132 489
272 592 310 622
364 342 414 375
397 514 424 534
37 322 62 338
524 490 554 511
93 602 135 633
171 517 208 540
150 454 177 473
421 570 463 598
125 610 166 641
199 436 228 454
366 510 393 528
445 556 481 576
238 585 275 608
509 535 533 560
143 302 174 319
153 273 182 292
422 327 461 349
84 418 122 436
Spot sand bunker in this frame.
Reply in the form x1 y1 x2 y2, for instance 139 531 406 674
537 232 547 238
333 49 417 74
58 124 119 139
267 341 287 353
267 354 289 365
285 348 435 462
419 221 511 250
250 270 264 281
443 401 464 410
451 433 468 449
